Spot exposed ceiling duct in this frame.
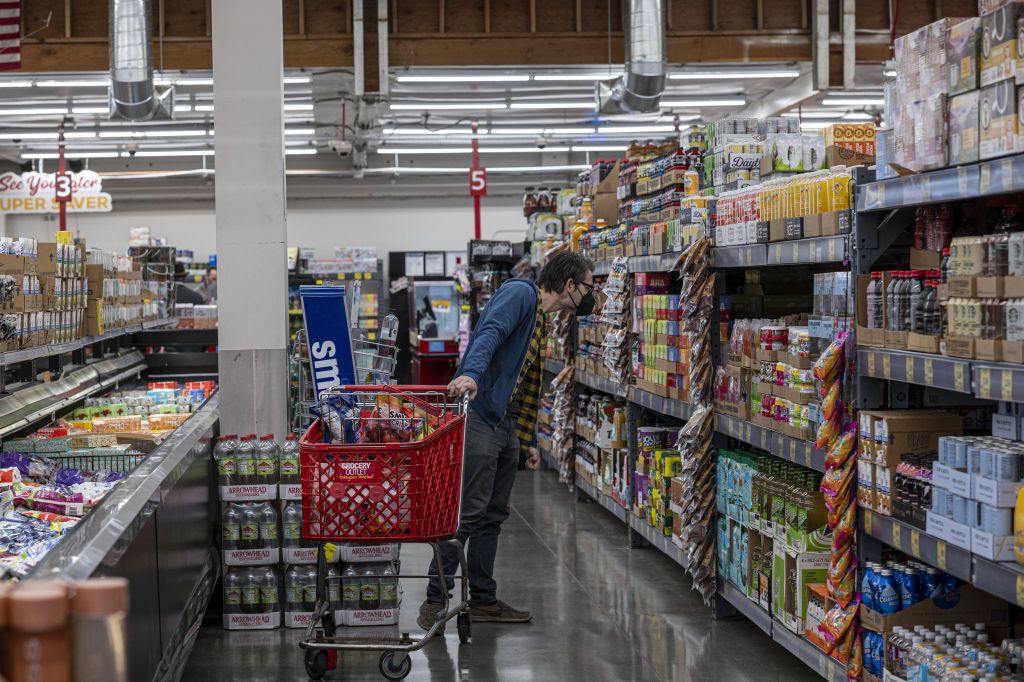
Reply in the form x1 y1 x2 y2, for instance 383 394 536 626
109 0 173 120
597 0 666 114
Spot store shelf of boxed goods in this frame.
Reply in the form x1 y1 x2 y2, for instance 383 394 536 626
857 347 973 396
711 244 768 268
715 413 827 474
856 153 1024 213
772 617 849 682
627 385 694 421
0 318 174 367
858 347 1024 402
767 236 849 267
575 475 629 524
861 509 973 582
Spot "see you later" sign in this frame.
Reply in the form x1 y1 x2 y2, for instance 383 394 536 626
0 170 112 213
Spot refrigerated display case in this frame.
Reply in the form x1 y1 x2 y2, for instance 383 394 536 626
407 278 460 384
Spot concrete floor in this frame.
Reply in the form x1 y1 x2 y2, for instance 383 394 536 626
183 470 820 681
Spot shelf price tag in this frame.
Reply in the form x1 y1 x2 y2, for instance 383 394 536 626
920 175 932 201
792 242 799 263
936 541 947 570
1003 370 1014 402
744 422 752 442
906 358 915 384
336 273 346 280
882 354 892 379
864 511 873 535
804 449 812 468
789 439 797 460
867 353 876 376
981 164 993 193
910 530 920 557
954 364 966 393
745 247 752 266
892 523 902 549
1016 574 1024 607
827 238 837 262
924 358 934 386
957 166 970 195
759 427 768 450
1002 158 1014 190
980 368 993 399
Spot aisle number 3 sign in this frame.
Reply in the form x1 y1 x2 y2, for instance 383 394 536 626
0 170 112 214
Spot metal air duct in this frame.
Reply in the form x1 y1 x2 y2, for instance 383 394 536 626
109 0 171 120
597 0 666 114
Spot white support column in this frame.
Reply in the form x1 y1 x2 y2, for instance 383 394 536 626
212 0 289 438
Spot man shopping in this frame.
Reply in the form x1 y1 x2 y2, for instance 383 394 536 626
419 250 595 629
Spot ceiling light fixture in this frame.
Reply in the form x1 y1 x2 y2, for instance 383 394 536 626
389 102 509 110
0 81 32 88
283 75 312 84
37 79 111 88
283 103 314 111
821 97 884 106
285 128 317 136
98 129 207 139
661 98 745 107
23 151 122 159
174 105 193 113
596 124 679 134
134 149 214 157
396 74 530 83
285 148 318 155
0 132 57 140
572 145 628 152
376 146 570 155
384 127 480 135
154 77 215 86
71 107 109 114
533 73 623 81
0 108 69 116
509 102 595 109
194 104 215 112
668 70 799 80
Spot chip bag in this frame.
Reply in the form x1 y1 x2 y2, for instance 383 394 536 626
818 595 860 650
825 426 857 469
846 629 864 679
821 380 842 420
814 330 847 384
816 409 841 450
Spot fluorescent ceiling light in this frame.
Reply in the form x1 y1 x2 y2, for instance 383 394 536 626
174 105 193 113
396 74 530 83
0 132 57 140
385 127 479 135
0 81 32 88
64 132 97 139
71 107 108 114
135 149 214 157
284 103 314 111
285 128 317 136
390 102 508 110
533 73 622 81
283 76 312 84
884 70 897 77
484 128 541 135
799 121 837 130
821 98 884 106
842 112 874 120
155 77 214 86
545 127 598 135
782 111 843 119
37 79 111 88
365 167 469 174
194 104 215 112
509 102 595 109
99 129 206 139
491 164 590 172
661 98 745 107
597 124 679 134
484 146 570 153
572 145 627 152
285 148 317 155
23 151 122 159
669 70 799 80
376 146 569 154
0 108 68 116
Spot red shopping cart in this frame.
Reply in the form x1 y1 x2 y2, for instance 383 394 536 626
297 385 471 681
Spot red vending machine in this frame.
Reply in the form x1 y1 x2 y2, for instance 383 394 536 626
408 278 460 385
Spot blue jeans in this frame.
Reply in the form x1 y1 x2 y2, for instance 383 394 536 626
427 409 519 605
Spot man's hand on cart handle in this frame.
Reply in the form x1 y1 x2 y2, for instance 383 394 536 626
448 375 478 400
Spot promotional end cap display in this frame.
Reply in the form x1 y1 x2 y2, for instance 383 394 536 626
9 581 69 631
72 578 129 616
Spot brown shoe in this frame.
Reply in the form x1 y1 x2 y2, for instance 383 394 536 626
417 600 447 634
468 600 532 623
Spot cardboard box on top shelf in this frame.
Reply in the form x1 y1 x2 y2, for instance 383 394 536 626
949 90 981 165
980 4 1024 86
906 331 941 354
910 248 943 270
947 18 981 95
825 145 875 169
980 78 1020 159
941 335 976 359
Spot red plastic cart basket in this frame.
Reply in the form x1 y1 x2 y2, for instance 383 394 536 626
298 385 468 543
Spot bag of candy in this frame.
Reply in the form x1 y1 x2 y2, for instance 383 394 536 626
818 595 860 650
821 380 842 420
815 409 841 450
846 630 863 680
813 330 847 384
825 426 857 468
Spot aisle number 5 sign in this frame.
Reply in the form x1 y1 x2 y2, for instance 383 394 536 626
469 168 487 197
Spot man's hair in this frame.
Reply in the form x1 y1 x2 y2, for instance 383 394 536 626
537 251 594 293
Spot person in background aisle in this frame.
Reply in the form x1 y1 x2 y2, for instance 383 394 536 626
205 266 217 303
173 263 204 305
418 250 595 630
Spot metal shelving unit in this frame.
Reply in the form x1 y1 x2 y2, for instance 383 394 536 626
717 578 772 635
767 235 848 266
628 386 694 420
861 510 972 582
716 413 826 473
857 347 972 396
0 318 173 367
712 243 767 268
575 476 629 523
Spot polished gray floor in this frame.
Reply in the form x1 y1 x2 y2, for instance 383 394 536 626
183 470 820 681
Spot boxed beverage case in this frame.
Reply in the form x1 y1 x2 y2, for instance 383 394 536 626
949 90 981 165
894 18 960 100
948 18 981 95
980 78 1020 158
980 3 1024 85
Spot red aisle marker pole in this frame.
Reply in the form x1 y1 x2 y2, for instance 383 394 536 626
469 119 486 239
56 121 68 231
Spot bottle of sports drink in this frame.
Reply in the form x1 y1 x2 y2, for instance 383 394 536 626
280 433 300 486
223 567 243 615
214 435 238 486
259 502 279 551
379 563 398 610
222 503 242 551
878 569 900 614
255 435 280 486
235 435 257 486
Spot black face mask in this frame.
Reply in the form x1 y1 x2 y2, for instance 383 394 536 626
569 286 596 317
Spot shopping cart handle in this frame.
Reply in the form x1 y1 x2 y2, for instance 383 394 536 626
342 384 449 392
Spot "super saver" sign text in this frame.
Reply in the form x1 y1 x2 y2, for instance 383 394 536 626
0 170 112 214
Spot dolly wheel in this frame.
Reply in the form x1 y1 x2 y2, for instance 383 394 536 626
457 611 472 643
304 650 328 680
321 611 336 637
379 652 412 680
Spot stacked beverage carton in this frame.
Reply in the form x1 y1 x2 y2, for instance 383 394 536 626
215 433 403 630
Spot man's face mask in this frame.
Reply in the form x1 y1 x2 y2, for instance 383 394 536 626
568 281 596 316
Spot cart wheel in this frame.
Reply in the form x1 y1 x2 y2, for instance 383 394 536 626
457 612 472 644
321 611 336 637
304 650 328 680
378 652 412 681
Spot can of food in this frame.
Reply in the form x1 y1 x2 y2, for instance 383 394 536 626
992 448 1020 481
